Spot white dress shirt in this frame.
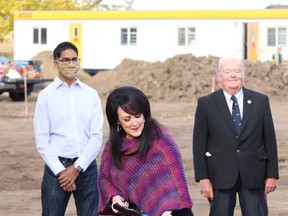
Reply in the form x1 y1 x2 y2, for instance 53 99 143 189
223 88 243 119
34 77 103 175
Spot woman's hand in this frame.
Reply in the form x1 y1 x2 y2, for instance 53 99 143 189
111 195 129 213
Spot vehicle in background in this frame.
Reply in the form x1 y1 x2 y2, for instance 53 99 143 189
0 60 53 101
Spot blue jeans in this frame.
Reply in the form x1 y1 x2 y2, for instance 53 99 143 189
41 158 99 216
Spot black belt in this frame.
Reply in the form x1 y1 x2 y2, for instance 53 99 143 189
59 156 78 163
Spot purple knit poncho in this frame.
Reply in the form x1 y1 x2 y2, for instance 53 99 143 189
98 128 192 216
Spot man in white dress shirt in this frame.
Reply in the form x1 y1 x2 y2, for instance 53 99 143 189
34 41 103 216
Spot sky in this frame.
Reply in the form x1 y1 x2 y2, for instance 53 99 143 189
102 0 288 10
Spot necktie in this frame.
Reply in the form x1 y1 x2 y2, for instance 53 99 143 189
231 95 241 134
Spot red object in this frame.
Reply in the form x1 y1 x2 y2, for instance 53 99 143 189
0 65 4 77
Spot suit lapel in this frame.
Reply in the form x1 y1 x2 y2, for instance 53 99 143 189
240 88 253 133
214 89 238 134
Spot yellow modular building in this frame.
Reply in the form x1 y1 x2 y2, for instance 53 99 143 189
14 9 288 74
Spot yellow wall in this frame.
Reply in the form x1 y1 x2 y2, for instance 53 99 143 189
14 10 288 20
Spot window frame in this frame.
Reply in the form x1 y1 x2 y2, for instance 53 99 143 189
121 27 137 46
267 27 287 47
33 27 47 45
178 27 196 46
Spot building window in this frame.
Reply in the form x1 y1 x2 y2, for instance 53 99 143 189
121 28 137 45
33 28 47 44
33 29 39 44
267 27 287 47
178 28 185 45
278 28 287 47
178 27 196 46
130 28 137 45
74 27 78 38
187 28 196 45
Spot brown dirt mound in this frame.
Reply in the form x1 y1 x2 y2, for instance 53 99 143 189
32 51 288 102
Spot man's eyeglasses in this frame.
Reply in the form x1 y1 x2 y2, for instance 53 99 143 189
56 57 80 65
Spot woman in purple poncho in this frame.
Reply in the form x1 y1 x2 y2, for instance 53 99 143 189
98 86 193 216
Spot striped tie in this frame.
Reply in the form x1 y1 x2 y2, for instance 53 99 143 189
231 95 241 134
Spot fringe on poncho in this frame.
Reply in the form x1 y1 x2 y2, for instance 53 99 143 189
97 128 193 216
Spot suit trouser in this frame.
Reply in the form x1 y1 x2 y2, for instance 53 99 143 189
208 174 268 216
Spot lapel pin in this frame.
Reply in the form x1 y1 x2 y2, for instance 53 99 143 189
247 100 252 104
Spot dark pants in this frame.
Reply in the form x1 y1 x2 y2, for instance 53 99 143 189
41 158 99 216
209 174 268 216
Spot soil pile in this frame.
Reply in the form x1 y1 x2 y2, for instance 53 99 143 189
32 51 288 102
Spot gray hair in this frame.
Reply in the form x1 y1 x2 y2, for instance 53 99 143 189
216 56 245 81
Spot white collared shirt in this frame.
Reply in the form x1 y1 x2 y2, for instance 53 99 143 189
34 77 103 175
223 89 243 119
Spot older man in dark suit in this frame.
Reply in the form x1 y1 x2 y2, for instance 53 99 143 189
193 56 279 216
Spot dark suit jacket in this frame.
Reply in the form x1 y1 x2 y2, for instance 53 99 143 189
193 88 279 189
